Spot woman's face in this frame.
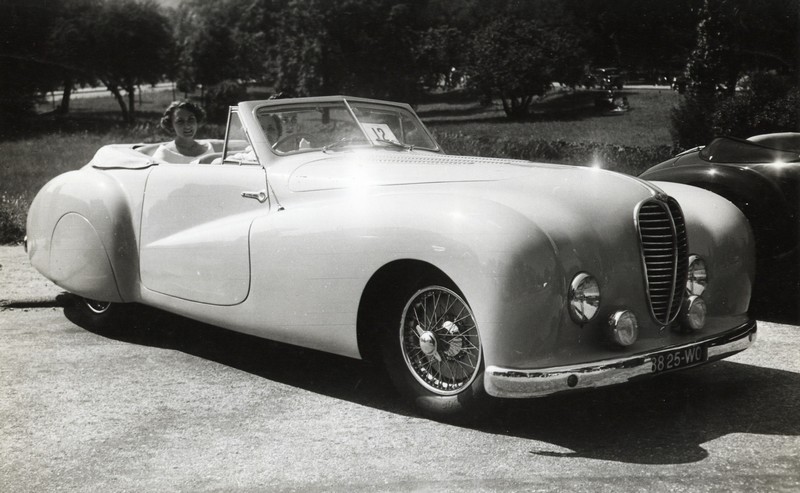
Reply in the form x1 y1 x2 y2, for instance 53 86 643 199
171 108 198 140
265 118 281 143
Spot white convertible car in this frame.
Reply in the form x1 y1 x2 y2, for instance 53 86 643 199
26 96 757 420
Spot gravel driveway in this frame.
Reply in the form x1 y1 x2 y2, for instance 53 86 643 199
2 245 799 492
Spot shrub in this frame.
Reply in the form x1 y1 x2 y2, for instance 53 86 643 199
0 193 26 245
671 73 799 146
434 131 675 175
669 94 717 149
713 75 799 137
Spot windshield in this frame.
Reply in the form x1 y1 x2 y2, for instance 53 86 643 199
699 137 800 163
254 101 438 155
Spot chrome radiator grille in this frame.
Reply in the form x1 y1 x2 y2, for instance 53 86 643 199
637 198 689 324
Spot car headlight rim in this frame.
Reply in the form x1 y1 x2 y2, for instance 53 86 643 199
608 310 639 346
681 295 707 331
687 254 708 296
568 272 601 324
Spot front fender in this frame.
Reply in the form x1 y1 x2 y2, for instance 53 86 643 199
243 189 564 363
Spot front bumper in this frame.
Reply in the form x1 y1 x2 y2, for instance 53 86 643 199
484 319 757 398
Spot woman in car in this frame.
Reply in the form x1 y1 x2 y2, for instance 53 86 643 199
153 100 214 163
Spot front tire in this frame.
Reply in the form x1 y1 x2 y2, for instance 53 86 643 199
381 282 491 421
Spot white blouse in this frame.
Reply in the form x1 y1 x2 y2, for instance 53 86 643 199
152 140 214 164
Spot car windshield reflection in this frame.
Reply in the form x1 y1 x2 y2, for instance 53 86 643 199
255 101 437 155
700 137 800 163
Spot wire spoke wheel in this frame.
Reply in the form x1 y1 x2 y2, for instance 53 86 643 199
399 286 482 396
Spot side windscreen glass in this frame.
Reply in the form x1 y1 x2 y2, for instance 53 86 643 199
223 111 256 163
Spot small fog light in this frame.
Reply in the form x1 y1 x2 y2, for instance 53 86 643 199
687 255 708 296
681 295 707 331
568 272 601 324
608 310 638 346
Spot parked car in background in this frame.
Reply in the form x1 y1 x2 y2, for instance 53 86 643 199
640 133 800 321
26 96 757 421
587 67 625 90
671 74 688 93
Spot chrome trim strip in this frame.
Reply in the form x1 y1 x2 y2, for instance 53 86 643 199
484 320 757 398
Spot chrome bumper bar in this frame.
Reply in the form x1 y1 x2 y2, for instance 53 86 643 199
484 320 757 398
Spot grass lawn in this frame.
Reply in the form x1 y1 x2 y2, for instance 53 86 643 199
420 87 679 148
0 87 682 244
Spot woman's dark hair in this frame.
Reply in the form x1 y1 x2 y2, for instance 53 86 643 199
160 100 206 131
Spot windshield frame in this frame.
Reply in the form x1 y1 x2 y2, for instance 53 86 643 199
248 97 442 156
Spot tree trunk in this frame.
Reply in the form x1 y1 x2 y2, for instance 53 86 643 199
105 81 130 122
126 84 136 120
58 78 73 115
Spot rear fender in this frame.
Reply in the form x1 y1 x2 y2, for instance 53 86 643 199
27 168 139 302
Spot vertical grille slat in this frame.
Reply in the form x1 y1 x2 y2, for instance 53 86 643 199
637 198 688 324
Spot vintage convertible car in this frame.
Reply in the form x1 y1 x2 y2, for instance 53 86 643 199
26 96 757 420
639 133 799 320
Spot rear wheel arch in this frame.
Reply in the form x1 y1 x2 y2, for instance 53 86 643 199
49 212 123 302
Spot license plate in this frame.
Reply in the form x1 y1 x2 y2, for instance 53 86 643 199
652 345 708 373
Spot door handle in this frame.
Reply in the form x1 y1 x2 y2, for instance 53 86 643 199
241 190 268 203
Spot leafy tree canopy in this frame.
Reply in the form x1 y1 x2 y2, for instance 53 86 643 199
469 17 585 118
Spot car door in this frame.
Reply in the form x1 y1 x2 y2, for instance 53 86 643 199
139 161 268 305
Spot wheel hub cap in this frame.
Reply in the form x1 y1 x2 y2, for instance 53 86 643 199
419 331 437 356
399 286 482 396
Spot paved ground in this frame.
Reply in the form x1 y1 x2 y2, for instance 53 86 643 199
1 246 799 492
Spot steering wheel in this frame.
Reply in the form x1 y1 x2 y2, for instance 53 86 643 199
271 133 315 152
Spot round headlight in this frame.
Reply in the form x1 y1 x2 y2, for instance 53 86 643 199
608 310 639 346
687 255 708 296
681 295 707 331
568 273 600 324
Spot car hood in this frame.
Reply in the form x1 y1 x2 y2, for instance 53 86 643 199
287 150 661 199
286 152 666 271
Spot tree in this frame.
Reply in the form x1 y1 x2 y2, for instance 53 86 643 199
728 0 799 76
672 0 798 147
176 0 274 91
269 0 430 102
573 0 701 77
48 0 104 115
414 26 468 90
468 17 584 118
270 0 327 96
0 0 62 131
671 0 736 146
90 0 173 122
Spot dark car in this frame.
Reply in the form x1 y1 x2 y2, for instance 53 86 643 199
640 133 800 321
589 67 625 90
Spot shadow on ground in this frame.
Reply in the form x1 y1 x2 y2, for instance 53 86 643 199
57 293 800 466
